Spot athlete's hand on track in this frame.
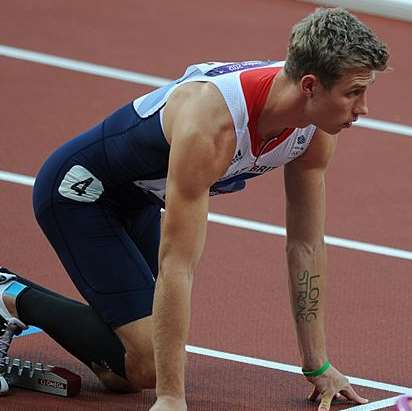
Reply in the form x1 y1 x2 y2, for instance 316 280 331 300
306 366 368 411
149 396 187 411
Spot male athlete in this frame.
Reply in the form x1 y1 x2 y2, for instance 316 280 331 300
0 7 388 411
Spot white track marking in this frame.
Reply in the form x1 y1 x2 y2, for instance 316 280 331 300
1 44 412 137
341 395 403 410
15 325 412 399
186 345 412 395
355 117 412 137
207 212 412 261
0 44 168 88
0 170 35 186
1 169 411 261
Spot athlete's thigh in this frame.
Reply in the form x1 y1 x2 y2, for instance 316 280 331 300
125 204 161 280
34 197 159 327
31 105 163 328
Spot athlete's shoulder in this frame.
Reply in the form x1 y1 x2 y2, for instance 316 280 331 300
164 81 235 151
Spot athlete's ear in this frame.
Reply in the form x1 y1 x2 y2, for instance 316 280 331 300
300 74 318 98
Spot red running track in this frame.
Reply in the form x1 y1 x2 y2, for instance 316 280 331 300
1 1 412 409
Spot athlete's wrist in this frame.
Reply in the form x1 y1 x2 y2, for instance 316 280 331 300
302 353 328 371
155 394 187 407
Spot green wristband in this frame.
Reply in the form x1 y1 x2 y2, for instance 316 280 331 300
302 360 331 377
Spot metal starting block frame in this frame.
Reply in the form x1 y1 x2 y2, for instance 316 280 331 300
1 356 81 397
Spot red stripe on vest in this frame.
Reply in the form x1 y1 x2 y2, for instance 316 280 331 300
240 67 294 157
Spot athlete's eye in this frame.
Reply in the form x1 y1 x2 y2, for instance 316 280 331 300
347 89 364 97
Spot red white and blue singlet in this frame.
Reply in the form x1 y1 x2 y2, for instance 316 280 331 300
132 60 316 202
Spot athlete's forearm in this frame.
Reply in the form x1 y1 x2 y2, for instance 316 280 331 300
286 241 328 370
152 268 193 400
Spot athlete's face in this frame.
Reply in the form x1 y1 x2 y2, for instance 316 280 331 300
304 69 375 135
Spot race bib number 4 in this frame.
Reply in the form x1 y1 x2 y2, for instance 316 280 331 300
58 165 104 202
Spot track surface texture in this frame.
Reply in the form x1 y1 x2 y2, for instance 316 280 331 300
1 1 411 410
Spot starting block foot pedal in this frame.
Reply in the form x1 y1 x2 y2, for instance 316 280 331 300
1 356 81 397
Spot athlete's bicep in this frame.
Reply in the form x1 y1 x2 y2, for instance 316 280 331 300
160 131 218 271
159 92 236 272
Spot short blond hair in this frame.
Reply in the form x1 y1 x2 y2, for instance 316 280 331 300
284 8 389 88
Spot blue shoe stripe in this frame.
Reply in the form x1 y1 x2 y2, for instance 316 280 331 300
4 282 27 298
19 326 42 337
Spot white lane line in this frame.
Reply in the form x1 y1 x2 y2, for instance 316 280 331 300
1 44 412 137
207 212 412 261
355 117 412 138
0 44 168 88
18 325 412 400
1 169 412 261
341 395 403 410
186 345 412 395
0 170 35 186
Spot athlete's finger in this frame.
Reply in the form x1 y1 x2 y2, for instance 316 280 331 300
340 385 368 404
318 392 333 411
308 387 320 402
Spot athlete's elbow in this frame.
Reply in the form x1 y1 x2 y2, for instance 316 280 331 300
158 254 195 283
285 239 325 258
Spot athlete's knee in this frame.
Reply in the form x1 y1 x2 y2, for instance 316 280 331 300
92 362 139 393
125 348 156 390
91 329 156 392
114 316 156 390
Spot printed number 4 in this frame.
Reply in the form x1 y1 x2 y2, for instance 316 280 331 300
71 178 94 196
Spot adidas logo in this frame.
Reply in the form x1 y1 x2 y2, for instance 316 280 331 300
231 150 243 165
297 135 306 145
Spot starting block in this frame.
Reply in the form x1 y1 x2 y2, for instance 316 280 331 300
1 356 81 397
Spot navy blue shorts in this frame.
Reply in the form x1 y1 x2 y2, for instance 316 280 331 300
32 103 169 327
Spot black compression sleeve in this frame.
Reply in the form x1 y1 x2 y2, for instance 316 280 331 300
15 284 126 378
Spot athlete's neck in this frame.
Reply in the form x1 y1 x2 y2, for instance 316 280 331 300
257 70 310 142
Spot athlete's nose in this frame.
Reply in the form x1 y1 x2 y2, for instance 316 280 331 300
354 93 369 116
